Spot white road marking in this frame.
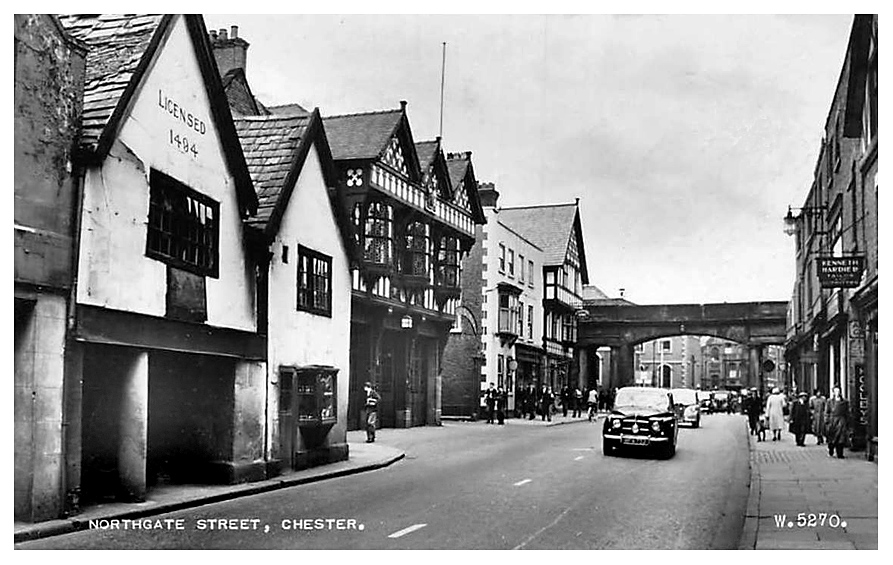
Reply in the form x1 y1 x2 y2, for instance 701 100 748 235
574 456 585 461
513 478 532 486
388 523 427 539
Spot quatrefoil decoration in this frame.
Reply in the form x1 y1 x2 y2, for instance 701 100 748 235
346 168 363 187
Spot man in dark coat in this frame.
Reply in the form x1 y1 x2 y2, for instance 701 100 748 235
809 389 827 444
560 386 570 417
790 391 811 446
745 388 761 435
496 387 507 425
527 384 538 420
824 386 850 458
540 385 553 422
485 383 497 424
363 382 381 443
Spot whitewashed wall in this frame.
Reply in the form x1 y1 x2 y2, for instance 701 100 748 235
77 16 256 332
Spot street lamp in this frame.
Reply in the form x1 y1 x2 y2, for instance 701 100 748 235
783 205 828 236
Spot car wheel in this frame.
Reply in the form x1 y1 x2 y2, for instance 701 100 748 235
603 438 617 456
692 417 700 429
662 441 676 459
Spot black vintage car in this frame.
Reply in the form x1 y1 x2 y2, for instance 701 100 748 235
602 387 678 458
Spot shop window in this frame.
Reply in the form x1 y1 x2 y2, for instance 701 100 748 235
364 201 393 265
297 246 332 317
146 169 219 277
497 354 505 388
498 292 519 335
293 366 338 427
527 305 534 339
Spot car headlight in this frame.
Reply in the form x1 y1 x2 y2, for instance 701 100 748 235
684 405 697 415
651 421 661 432
611 418 622 429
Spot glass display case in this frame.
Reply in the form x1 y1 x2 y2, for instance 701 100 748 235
294 365 338 427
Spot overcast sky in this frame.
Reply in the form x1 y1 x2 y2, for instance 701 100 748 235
205 13 855 305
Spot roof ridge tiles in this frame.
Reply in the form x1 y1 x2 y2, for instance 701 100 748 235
499 202 578 210
323 107 402 120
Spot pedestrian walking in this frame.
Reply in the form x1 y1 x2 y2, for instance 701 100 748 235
363 382 380 443
541 385 554 422
485 383 497 424
573 386 583 418
789 391 810 446
587 387 598 421
766 387 787 441
745 388 761 435
824 386 850 458
809 389 827 445
560 385 570 417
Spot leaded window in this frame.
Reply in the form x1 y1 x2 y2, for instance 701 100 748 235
436 236 460 288
403 221 430 278
454 182 469 211
364 201 393 265
146 169 219 277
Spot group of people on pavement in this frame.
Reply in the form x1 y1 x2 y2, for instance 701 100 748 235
485 383 618 424
743 385 851 458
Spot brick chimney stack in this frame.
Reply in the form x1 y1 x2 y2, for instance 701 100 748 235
209 24 249 78
478 181 499 208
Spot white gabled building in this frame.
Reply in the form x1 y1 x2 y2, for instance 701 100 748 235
59 14 269 507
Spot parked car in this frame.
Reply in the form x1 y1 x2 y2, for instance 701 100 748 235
670 388 701 428
602 387 678 458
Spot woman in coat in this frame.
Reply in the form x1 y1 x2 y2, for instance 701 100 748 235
824 386 850 458
789 391 811 446
765 387 787 441
809 389 827 445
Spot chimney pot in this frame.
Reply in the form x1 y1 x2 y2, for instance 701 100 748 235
209 29 218 41
400 100 407 111
466 150 472 159
477 181 499 208
231 25 238 39
219 28 228 40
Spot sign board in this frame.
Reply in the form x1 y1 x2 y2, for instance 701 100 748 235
761 359 776 373
817 256 865 288
849 320 864 339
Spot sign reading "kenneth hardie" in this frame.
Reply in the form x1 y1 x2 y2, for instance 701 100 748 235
817 256 865 288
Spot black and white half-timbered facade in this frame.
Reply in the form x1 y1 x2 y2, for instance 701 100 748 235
323 106 485 429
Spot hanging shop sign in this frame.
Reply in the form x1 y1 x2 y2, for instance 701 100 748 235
817 256 865 288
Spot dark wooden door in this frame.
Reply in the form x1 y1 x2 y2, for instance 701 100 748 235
278 368 295 468
410 339 428 427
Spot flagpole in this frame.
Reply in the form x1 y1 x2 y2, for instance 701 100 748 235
439 42 446 139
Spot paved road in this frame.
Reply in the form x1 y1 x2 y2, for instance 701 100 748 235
18 413 750 550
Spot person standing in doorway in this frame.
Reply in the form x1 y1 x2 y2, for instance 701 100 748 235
809 389 827 445
766 387 787 441
485 382 497 424
790 391 811 446
824 386 850 458
363 382 380 443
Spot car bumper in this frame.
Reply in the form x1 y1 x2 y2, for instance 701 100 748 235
603 434 670 443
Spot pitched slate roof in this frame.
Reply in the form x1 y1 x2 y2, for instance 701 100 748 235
267 103 310 116
234 114 311 229
445 155 470 189
498 203 579 267
58 14 166 152
322 108 403 161
415 140 439 172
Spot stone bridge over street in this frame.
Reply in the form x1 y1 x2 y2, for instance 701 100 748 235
578 301 788 390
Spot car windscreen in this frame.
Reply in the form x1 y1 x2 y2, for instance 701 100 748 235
671 389 698 405
613 389 670 412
